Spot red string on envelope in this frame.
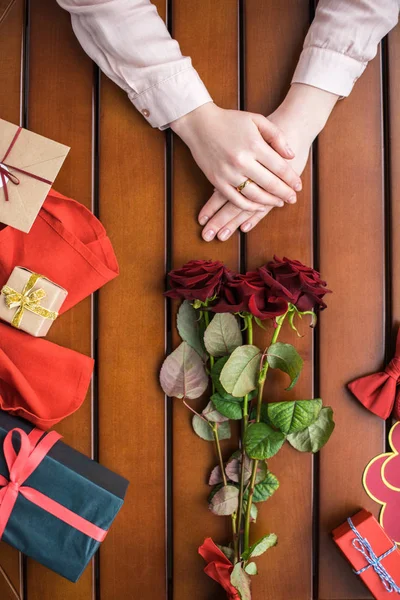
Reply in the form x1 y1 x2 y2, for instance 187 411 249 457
0 127 52 201
0 427 107 542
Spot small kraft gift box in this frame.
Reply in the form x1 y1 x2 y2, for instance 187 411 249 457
0 119 69 233
332 509 400 599
0 411 129 582
0 266 68 336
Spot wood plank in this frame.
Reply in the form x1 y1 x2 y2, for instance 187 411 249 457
27 1 94 598
171 1 239 598
97 1 167 597
245 2 315 598
389 29 400 335
0 1 24 597
318 54 385 599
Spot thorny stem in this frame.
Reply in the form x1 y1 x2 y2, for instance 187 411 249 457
243 312 287 551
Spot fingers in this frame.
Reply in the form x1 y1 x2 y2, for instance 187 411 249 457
218 181 268 212
198 190 227 226
240 210 268 233
245 161 298 205
201 202 242 242
251 113 294 159
255 142 302 192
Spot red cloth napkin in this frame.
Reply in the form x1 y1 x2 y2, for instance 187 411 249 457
0 189 119 428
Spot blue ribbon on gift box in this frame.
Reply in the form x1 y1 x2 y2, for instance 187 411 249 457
348 517 400 594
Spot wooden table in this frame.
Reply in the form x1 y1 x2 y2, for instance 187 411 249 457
0 1 398 598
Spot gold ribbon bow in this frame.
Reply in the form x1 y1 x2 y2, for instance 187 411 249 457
1 272 58 329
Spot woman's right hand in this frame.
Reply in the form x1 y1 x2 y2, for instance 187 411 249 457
170 102 303 213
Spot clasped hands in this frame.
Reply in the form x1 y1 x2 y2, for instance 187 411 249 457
171 85 337 241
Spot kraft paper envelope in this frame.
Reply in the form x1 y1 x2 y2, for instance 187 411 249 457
0 119 70 233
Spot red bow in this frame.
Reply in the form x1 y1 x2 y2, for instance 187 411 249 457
348 329 400 420
198 538 240 600
0 427 107 542
0 127 52 202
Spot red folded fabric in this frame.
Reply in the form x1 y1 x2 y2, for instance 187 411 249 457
348 329 400 420
0 189 119 428
198 538 240 600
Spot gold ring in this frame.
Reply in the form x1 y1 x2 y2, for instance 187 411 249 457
236 178 252 194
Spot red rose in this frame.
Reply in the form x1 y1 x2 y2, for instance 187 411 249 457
165 260 227 302
211 271 288 320
261 256 331 311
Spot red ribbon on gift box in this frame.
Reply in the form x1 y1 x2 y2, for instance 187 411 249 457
0 427 107 542
0 127 52 202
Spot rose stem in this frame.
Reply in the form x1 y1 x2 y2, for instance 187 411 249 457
203 307 237 555
236 314 253 558
243 312 287 551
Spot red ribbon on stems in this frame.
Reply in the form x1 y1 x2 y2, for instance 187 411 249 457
198 538 240 600
0 427 107 542
348 329 400 420
0 127 52 201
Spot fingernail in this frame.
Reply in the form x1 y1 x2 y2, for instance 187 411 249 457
289 195 297 204
278 201 285 207
242 223 252 232
203 229 215 241
199 215 209 225
286 146 295 158
294 182 302 192
219 228 231 241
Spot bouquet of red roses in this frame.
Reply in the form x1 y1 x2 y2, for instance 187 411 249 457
160 256 334 599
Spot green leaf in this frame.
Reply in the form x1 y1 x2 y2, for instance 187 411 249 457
230 563 251 600
245 423 286 460
192 415 231 441
208 465 223 485
211 356 231 397
242 499 258 522
241 534 278 561
202 400 229 423
204 313 243 357
225 452 252 483
245 562 258 575
209 485 239 516
217 544 235 563
160 342 208 399
208 483 224 503
252 471 279 503
177 300 207 359
249 404 270 425
220 345 262 397
266 342 303 391
267 399 322 434
287 406 335 453
212 393 243 420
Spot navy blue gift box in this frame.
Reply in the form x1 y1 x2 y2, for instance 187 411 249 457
0 411 129 582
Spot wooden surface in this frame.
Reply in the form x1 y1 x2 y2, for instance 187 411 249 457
0 1 397 599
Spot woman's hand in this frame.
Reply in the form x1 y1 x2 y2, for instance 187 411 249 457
171 102 303 213
197 84 339 241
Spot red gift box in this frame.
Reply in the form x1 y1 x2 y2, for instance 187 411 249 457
332 509 400 599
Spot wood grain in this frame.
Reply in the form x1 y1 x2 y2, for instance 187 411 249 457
0 1 24 597
97 1 167 597
245 2 315 598
317 54 385 599
27 1 94 598
171 2 239 598
389 29 400 335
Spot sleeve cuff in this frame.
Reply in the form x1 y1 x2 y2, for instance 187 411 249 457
129 66 213 129
291 46 368 98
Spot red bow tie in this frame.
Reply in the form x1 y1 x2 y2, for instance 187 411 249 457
348 330 400 420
